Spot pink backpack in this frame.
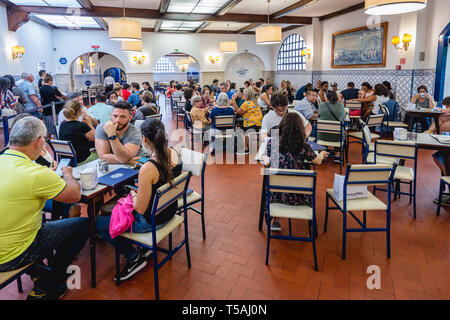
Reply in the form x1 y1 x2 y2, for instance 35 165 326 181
109 194 135 239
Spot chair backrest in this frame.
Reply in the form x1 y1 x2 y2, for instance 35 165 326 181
181 147 206 177
345 100 362 111
266 168 316 196
316 120 343 135
215 115 235 129
361 120 372 144
380 104 390 118
48 139 77 166
134 120 144 130
366 113 384 127
345 164 395 187
185 111 193 128
145 113 162 120
152 171 192 215
375 139 417 161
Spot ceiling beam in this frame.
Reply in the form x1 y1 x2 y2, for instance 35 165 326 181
236 23 260 34
159 0 171 14
154 20 162 32
319 2 365 21
195 22 210 33
270 0 316 19
17 6 312 24
76 0 107 30
215 0 242 16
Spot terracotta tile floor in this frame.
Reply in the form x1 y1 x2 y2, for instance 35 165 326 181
1 100 449 300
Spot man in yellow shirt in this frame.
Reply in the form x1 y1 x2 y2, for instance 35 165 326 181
0 116 87 300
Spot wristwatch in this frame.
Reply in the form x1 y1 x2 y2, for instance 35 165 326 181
108 135 117 140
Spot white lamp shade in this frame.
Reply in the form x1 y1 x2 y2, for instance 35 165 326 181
365 0 427 15
121 40 142 52
220 41 237 53
255 25 282 45
109 18 142 41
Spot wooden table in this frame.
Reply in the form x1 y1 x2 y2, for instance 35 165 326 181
405 108 443 133
73 161 137 288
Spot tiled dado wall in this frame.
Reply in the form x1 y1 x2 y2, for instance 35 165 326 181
274 69 436 107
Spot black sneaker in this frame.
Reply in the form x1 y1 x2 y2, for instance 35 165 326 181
113 251 147 282
27 284 69 300
141 247 153 259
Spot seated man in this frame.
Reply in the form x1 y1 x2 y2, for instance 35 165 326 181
295 83 313 101
0 116 88 300
340 82 360 101
262 93 312 139
89 92 113 124
95 101 142 164
294 90 319 121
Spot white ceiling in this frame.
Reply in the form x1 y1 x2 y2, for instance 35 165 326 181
228 0 301 15
203 22 251 31
9 0 81 7
90 0 161 9
288 0 363 17
103 17 156 28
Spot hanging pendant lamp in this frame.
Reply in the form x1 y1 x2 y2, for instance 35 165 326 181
109 0 142 41
121 40 142 52
365 0 427 15
220 24 238 53
255 0 282 45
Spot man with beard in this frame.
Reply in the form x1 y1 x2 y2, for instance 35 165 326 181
95 101 142 164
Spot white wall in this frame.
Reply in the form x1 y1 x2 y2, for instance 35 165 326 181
0 3 54 78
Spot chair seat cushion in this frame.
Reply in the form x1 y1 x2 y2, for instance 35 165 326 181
442 176 450 185
121 214 184 246
0 263 33 286
384 121 408 127
269 203 312 220
394 166 414 181
348 131 380 140
366 153 399 164
178 191 202 208
317 140 341 148
326 189 387 211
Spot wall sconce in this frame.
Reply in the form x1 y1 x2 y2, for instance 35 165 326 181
208 55 220 64
392 33 412 51
133 55 146 65
301 48 311 59
12 45 25 59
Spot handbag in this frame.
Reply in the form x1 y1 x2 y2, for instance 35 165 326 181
109 193 135 239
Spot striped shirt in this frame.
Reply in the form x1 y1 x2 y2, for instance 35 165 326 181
1 90 17 110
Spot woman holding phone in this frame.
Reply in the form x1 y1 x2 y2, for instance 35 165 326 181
95 118 183 282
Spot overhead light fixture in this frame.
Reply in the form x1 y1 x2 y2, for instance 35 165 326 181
12 45 25 59
365 0 427 15
121 40 143 52
220 24 238 54
392 33 412 51
255 0 282 45
108 0 142 41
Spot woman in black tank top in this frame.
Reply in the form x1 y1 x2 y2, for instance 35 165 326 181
95 118 183 281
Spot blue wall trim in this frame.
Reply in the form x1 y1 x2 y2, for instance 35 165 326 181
434 23 450 102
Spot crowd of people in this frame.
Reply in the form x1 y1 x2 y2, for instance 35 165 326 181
1 70 450 300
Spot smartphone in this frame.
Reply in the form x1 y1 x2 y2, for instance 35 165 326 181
126 185 138 191
55 158 71 176
137 157 150 164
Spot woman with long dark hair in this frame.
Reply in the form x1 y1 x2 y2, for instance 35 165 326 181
0 77 18 111
264 112 328 231
3 74 26 113
95 118 182 281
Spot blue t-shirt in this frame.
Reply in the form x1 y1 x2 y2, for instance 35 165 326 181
215 91 234 100
127 92 141 106
296 85 307 100
341 88 359 101
18 80 40 112
209 106 235 129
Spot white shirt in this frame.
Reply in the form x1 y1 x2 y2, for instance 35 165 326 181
261 109 309 134
104 76 115 87
372 95 390 114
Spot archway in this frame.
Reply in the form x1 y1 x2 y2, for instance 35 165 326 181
153 52 201 83
435 23 450 101
68 52 127 91
224 53 264 87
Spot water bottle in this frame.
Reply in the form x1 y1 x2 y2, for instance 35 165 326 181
416 123 421 133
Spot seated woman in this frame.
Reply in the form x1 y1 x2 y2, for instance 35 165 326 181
114 83 124 102
258 84 273 112
201 87 213 109
318 90 346 142
132 90 158 122
184 88 194 112
209 92 235 130
409 85 436 131
107 91 118 106
59 98 96 165
428 97 450 134
95 119 182 281
349 82 375 119
190 95 212 130
351 83 390 116
236 87 263 152
263 112 328 232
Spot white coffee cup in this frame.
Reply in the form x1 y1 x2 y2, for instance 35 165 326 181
79 167 98 190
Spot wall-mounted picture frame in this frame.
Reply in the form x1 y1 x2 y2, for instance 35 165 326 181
331 22 388 68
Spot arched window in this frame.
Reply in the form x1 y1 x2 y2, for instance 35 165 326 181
276 34 306 71
153 57 175 73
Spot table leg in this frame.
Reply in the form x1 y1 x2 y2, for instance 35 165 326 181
435 115 441 134
258 175 267 232
408 114 413 132
87 198 97 288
